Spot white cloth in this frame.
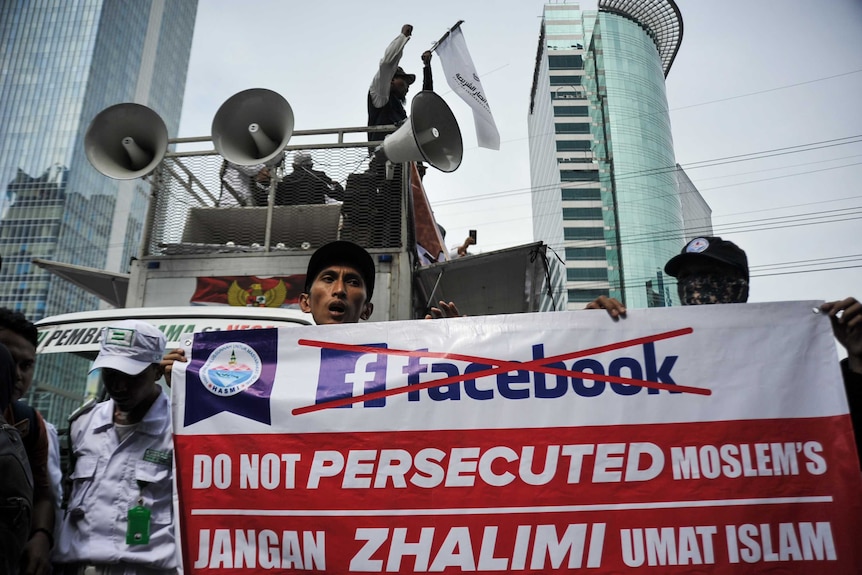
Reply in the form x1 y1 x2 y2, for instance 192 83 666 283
55 391 176 570
436 27 500 150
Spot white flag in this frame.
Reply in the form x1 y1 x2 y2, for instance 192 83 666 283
436 27 500 150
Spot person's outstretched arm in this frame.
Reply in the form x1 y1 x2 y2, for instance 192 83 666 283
422 50 433 91
369 24 412 108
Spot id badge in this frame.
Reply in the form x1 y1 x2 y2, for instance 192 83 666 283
126 505 151 545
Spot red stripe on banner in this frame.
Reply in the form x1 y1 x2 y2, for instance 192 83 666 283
175 416 862 573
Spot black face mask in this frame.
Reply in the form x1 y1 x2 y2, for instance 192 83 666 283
677 273 749 305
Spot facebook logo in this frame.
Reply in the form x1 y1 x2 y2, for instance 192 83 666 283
315 344 389 408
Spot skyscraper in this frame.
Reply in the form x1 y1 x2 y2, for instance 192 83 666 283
0 0 198 422
529 0 711 310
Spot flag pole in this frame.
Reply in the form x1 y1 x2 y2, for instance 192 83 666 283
429 20 464 53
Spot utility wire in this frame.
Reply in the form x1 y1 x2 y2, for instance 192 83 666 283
432 136 862 208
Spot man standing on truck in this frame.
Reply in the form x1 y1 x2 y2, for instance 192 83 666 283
368 24 416 142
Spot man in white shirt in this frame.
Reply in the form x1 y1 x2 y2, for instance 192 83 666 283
55 320 176 575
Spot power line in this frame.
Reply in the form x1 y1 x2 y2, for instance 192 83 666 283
670 69 862 113
432 136 862 209
501 67 862 148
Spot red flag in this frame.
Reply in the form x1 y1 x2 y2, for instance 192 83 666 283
410 162 449 265
192 275 305 307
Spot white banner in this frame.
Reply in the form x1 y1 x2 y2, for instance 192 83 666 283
172 302 862 573
436 27 500 150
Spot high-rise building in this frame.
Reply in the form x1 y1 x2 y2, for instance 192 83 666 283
529 0 711 310
676 164 714 241
0 0 198 423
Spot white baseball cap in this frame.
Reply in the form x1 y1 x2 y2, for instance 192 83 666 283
293 151 313 167
90 320 167 375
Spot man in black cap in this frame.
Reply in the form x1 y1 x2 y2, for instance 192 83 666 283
299 240 460 324
300 241 376 325
588 236 749 316
587 237 862 469
663 236 750 305
368 24 417 143
164 241 459 379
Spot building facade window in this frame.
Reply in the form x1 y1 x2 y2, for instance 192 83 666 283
564 227 604 240
566 246 606 260
562 188 602 200
567 267 609 282
549 55 584 69
563 207 603 220
553 105 590 115
556 141 592 152
555 123 591 134
561 169 599 181
550 75 583 86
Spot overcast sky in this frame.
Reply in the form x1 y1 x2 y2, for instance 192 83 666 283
177 0 862 306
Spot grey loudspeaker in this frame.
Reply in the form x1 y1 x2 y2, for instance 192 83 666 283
84 103 168 179
379 91 463 173
211 89 294 166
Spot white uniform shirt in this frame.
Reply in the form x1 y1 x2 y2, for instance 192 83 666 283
221 162 267 206
55 391 175 569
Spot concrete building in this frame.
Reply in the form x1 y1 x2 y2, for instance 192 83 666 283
676 164 714 240
529 0 712 310
0 0 198 422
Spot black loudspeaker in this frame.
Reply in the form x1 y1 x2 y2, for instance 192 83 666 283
84 103 168 179
211 88 294 166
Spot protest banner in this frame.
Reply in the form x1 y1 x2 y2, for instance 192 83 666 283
172 301 862 573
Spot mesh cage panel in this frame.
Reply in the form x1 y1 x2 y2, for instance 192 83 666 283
146 145 405 256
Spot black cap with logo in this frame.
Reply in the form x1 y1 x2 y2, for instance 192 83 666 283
664 237 749 280
304 241 376 299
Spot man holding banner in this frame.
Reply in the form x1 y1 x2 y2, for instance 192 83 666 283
588 236 862 469
298 240 460 322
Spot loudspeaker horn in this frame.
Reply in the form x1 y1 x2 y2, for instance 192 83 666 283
211 88 294 166
379 91 463 173
84 103 168 180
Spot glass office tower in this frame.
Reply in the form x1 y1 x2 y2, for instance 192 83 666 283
529 0 709 309
0 0 198 423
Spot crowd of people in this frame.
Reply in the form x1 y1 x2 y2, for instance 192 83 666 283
2 236 860 573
